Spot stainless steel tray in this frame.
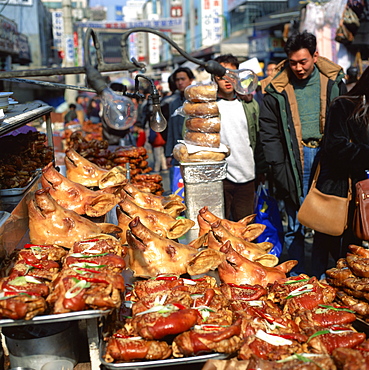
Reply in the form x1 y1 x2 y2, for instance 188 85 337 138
0 170 40 196
100 339 229 369
0 309 110 327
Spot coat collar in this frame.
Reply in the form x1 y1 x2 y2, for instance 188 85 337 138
261 56 344 94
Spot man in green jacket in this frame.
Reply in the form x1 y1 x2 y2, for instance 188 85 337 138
259 31 347 274
214 54 267 221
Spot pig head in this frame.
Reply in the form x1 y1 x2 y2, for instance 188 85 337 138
218 241 297 287
121 183 186 218
126 217 225 278
208 220 278 267
27 188 121 249
197 206 264 241
41 162 117 217
65 148 126 188
117 193 194 243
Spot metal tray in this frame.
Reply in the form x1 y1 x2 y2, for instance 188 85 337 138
0 170 40 196
0 309 111 328
100 339 229 369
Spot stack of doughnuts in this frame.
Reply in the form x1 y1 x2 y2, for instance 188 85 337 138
182 82 221 148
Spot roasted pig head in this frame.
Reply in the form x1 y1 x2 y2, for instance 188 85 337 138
208 220 278 267
198 206 260 240
28 188 122 249
41 162 117 217
126 217 225 277
65 148 127 188
117 193 194 242
121 183 186 218
218 241 297 287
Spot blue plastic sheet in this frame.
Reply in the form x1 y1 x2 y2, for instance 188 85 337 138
254 185 284 257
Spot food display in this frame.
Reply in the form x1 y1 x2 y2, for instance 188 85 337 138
4 124 369 370
0 236 126 320
0 131 53 189
68 132 165 194
102 272 369 368
326 244 369 323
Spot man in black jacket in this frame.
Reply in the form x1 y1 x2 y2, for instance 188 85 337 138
259 31 347 274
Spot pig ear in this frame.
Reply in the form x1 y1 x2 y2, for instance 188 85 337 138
163 201 186 218
161 193 184 206
99 166 127 189
238 214 256 226
187 249 225 276
84 194 117 218
254 253 279 267
242 223 266 241
197 213 211 238
188 233 208 249
167 219 195 239
275 260 298 273
207 231 223 251
254 241 273 252
115 207 132 244
96 223 122 236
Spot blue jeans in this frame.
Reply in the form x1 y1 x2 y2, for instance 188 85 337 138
284 146 319 275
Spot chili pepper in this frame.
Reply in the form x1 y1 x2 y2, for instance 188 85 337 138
68 275 108 284
155 276 178 281
228 283 259 290
200 325 222 331
357 347 369 352
250 306 274 323
80 239 100 243
4 290 41 296
25 262 43 269
330 326 352 331
283 277 309 285
172 303 186 310
24 243 48 249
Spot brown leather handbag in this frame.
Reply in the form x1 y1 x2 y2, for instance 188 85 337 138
354 179 369 240
298 163 351 236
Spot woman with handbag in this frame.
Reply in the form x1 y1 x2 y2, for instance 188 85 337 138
310 66 369 279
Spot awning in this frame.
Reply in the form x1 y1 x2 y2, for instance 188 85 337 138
220 31 249 57
254 6 301 31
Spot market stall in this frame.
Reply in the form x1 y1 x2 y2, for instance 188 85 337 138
2 27 369 370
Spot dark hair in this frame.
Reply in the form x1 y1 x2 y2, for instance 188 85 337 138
168 73 177 93
347 66 359 79
267 60 278 66
214 54 239 69
69 103 76 109
284 31 317 57
173 67 195 81
338 67 369 125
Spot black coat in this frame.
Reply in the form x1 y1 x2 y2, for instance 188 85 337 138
317 98 369 200
260 58 347 207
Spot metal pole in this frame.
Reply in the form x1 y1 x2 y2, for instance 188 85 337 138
62 0 78 105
